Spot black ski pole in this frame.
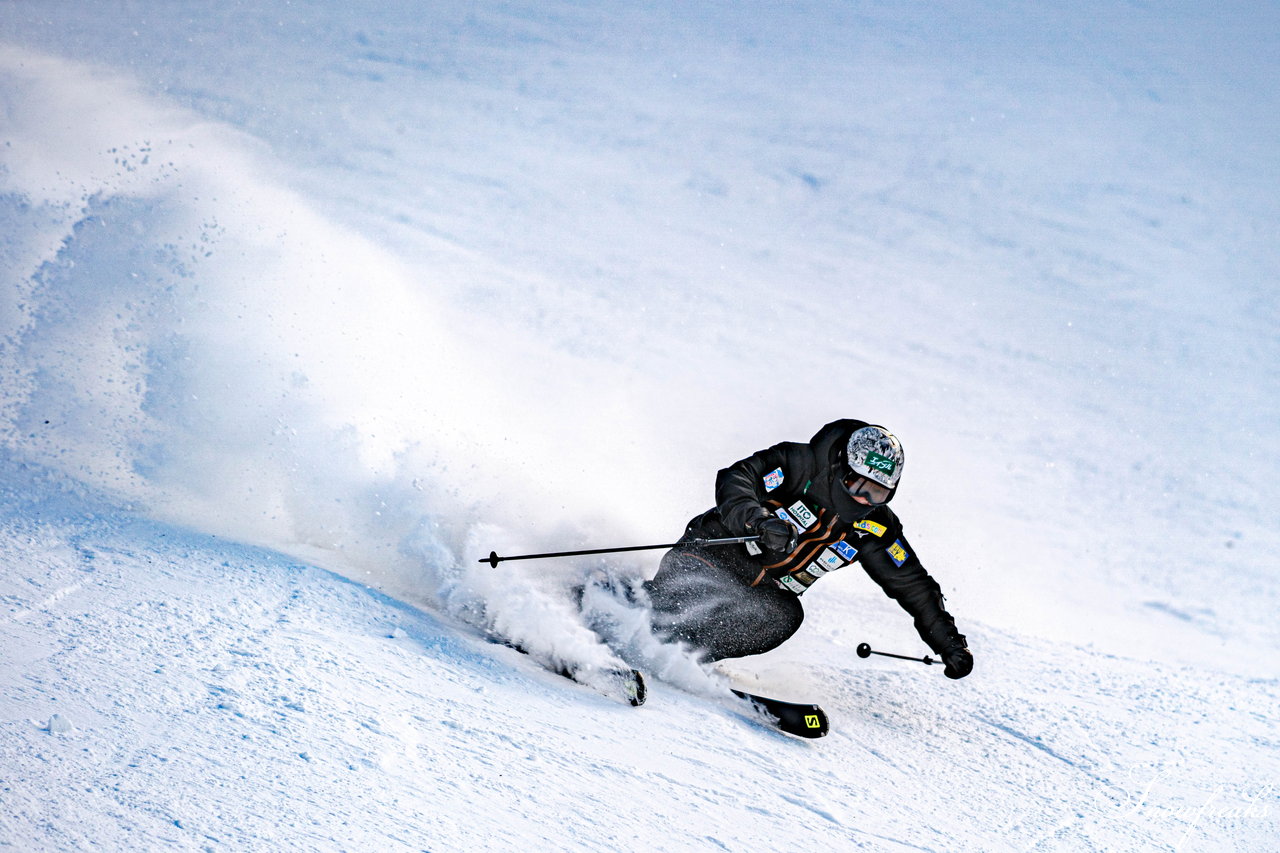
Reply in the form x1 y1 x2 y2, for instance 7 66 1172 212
856 642 940 666
480 535 760 568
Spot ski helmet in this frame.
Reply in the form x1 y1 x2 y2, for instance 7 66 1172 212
845 425 905 497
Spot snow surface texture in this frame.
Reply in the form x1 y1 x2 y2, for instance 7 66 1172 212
1 1 1278 850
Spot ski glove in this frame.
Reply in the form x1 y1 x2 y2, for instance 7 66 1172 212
752 516 797 554
941 643 973 680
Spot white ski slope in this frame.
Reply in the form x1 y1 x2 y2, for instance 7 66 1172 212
2 1 1278 850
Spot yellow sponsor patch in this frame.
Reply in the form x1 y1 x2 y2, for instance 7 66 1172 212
852 519 887 537
888 541 908 566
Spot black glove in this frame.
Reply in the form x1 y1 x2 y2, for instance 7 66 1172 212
752 517 797 554
941 642 973 680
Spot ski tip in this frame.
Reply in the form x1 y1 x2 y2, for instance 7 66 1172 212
592 667 646 707
772 704 828 738
785 706 829 738
626 669 647 707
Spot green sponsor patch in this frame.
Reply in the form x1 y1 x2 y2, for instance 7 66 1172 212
865 451 897 475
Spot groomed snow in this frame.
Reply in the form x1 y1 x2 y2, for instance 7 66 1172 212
2 1 1278 850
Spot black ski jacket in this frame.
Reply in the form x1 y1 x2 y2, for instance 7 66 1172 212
682 419 964 655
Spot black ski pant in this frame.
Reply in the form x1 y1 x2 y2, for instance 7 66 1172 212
642 543 803 662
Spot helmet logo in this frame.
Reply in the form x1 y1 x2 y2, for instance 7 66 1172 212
864 451 897 476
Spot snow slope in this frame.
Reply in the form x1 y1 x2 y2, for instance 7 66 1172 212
2 0 1279 850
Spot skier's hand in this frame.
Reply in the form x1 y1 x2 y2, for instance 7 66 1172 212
753 517 797 554
941 643 973 680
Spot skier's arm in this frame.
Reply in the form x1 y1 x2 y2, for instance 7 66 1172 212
714 443 802 533
858 532 965 656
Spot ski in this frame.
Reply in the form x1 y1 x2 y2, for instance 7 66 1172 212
490 636 828 733
732 689 829 738
492 637 647 707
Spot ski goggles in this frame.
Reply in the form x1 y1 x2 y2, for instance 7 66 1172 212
843 474 892 506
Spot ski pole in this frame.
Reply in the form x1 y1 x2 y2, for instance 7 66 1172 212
856 642 940 666
480 535 760 568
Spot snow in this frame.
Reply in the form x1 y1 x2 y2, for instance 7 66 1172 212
2 1 1278 850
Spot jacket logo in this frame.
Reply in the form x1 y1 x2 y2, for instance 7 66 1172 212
788 501 817 529
776 575 807 595
774 508 806 535
817 549 843 571
763 468 784 491
834 540 859 561
888 539 909 566
852 519 887 537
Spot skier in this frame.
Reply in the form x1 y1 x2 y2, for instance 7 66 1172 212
643 419 973 679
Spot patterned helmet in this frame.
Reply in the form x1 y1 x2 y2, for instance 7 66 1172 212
845 425 905 490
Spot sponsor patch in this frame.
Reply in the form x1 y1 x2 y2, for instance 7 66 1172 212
763 467 784 492
888 539 908 567
817 549 843 571
777 575 807 595
805 561 828 578
852 519 887 538
788 501 817 529
774 508 806 535
834 540 859 561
